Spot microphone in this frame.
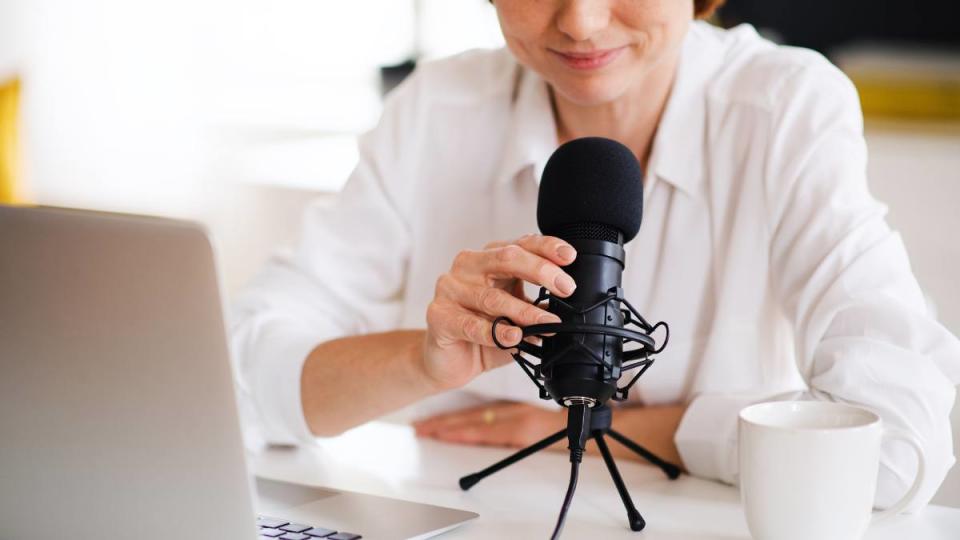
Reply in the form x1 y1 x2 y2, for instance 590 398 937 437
491 136 666 412
486 137 671 539
535 136 645 409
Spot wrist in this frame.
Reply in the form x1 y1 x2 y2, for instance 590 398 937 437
418 332 484 393
412 332 453 393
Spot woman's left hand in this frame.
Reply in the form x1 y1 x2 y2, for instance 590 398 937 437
413 401 566 448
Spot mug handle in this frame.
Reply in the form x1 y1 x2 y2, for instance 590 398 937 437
872 427 927 523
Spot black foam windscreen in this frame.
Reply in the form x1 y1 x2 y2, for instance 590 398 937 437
536 137 643 244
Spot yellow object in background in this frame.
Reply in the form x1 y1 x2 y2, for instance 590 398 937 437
836 47 960 123
0 77 23 204
854 75 960 121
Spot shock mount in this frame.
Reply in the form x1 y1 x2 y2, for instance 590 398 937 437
457 286 680 533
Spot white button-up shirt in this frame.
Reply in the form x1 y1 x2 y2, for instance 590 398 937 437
230 22 960 509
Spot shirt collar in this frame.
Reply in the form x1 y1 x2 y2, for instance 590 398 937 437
495 22 720 198
646 22 720 197
494 65 559 186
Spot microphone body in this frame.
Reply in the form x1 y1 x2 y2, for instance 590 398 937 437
542 236 625 407
534 136 646 409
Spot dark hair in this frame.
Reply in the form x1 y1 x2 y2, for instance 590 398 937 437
694 0 726 18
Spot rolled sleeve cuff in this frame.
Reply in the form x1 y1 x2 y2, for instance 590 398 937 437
249 324 321 446
675 392 780 485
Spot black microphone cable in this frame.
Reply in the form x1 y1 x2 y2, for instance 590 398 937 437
550 403 592 540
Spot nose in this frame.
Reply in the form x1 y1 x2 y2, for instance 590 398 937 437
555 0 611 42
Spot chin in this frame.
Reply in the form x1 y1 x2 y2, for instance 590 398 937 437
548 74 631 108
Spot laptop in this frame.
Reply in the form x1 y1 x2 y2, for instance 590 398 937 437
0 205 478 540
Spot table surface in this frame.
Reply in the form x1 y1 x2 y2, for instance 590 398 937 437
251 421 959 540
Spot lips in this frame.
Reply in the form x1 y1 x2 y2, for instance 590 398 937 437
550 47 627 71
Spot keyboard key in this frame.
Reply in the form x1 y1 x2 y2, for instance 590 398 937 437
259 529 285 538
328 533 361 540
280 523 312 533
279 534 310 540
258 517 290 529
305 528 337 537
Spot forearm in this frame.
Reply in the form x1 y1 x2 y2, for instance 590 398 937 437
301 329 440 436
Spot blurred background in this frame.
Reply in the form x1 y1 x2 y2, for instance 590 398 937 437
1 0 958 505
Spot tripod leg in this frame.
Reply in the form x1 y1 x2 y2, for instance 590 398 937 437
594 434 645 532
459 429 566 491
607 428 682 480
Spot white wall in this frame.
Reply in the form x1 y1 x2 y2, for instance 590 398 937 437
15 0 503 207
0 0 24 80
18 0 207 216
868 125 960 335
866 123 960 508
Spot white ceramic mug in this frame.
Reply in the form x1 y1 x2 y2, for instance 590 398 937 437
738 401 926 540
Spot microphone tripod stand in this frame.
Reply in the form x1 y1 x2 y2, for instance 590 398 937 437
471 288 677 535
458 404 681 532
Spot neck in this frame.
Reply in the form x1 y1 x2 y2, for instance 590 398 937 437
550 54 679 171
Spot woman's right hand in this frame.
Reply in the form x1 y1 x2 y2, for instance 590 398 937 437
421 234 578 391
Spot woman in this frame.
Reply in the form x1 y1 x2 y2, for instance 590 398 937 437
231 0 960 510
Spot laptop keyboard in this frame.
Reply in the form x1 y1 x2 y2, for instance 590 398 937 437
257 516 362 540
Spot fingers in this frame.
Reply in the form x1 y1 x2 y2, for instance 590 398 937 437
481 239 510 250
438 274 560 328
455 235 577 298
470 245 576 297
426 302 521 348
413 401 516 436
514 233 577 268
426 234 574 355
414 402 567 448
483 234 576 267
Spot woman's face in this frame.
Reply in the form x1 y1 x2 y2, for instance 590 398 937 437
494 0 693 106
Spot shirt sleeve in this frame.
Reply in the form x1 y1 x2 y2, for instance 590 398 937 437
227 81 418 447
676 61 960 510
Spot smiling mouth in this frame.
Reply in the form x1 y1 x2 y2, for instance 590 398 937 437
549 47 627 71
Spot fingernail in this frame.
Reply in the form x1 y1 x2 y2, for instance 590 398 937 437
538 313 561 324
557 245 576 262
506 327 522 343
555 274 576 295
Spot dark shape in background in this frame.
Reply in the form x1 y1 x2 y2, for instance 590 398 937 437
718 0 960 57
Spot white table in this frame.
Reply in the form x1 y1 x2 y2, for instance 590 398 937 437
252 422 959 539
